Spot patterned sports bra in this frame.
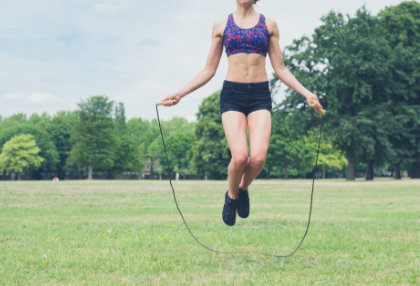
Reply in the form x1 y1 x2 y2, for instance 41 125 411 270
223 13 270 57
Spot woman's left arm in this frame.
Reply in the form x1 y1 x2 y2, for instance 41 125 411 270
267 19 322 113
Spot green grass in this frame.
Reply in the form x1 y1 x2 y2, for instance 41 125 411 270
0 179 419 285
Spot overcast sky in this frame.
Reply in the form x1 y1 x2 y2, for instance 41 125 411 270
0 0 405 121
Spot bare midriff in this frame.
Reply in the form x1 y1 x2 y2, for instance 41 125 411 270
225 53 268 83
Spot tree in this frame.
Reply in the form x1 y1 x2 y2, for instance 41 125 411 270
114 102 128 135
147 137 163 179
46 111 76 178
266 110 314 178
112 135 145 178
68 96 117 179
378 1 420 178
305 130 347 178
317 9 395 180
160 131 195 179
274 8 394 180
0 124 58 176
28 113 51 130
109 103 145 178
127 118 160 178
0 134 44 180
150 117 196 179
127 118 159 148
193 91 230 179
0 113 28 130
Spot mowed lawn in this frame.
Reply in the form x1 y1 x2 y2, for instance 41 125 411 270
0 179 419 285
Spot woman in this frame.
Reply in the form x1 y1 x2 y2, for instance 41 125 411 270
160 0 323 226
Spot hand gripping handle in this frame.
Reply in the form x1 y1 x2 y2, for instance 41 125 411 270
309 98 325 116
156 99 179 106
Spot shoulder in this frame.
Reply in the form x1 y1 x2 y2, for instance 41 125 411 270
213 17 229 32
264 16 279 36
212 16 229 37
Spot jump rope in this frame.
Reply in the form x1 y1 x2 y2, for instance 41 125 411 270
156 99 325 258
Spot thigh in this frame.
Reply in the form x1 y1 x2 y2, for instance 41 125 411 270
222 111 248 158
247 110 271 159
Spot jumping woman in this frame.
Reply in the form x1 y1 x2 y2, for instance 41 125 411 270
159 0 323 226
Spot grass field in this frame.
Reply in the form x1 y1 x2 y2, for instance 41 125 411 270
0 179 419 285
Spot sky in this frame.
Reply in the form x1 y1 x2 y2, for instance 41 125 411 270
0 0 405 121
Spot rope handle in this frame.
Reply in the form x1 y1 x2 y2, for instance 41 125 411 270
309 98 326 116
156 99 179 106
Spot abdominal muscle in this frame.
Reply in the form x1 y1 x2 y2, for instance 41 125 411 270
225 53 268 83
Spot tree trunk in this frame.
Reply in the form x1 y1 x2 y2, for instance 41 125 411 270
88 165 93 180
17 173 22 181
176 172 179 180
410 161 420 178
366 160 374 181
284 163 288 179
322 167 326 179
346 153 356 181
394 163 401 180
11 172 14 181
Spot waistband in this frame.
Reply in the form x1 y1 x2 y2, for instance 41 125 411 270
223 80 269 89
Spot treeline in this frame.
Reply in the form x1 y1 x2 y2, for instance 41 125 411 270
0 96 193 180
0 93 347 180
1 2 419 181
0 98 142 180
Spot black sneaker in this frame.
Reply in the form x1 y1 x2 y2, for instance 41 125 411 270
237 187 250 218
222 191 238 226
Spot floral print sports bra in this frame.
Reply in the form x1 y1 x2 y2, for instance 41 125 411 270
223 13 270 57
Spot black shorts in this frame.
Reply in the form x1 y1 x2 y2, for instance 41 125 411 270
220 80 272 116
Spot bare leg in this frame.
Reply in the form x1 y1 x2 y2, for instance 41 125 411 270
239 110 271 190
222 111 248 199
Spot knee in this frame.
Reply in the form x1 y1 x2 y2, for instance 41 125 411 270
250 154 266 169
231 154 248 169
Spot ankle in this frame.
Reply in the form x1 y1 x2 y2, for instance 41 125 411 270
228 190 238 200
238 185 248 191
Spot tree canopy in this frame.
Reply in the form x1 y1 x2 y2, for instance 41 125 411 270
0 134 44 180
68 96 118 179
271 2 420 180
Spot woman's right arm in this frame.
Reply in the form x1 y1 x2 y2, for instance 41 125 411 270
159 20 225 106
